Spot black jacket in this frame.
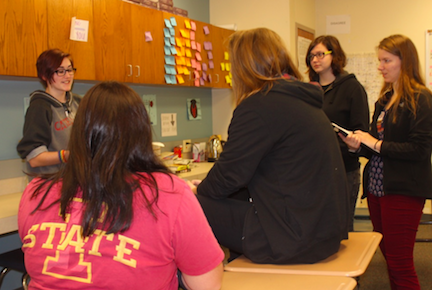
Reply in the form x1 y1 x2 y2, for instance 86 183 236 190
315 72 369 172
198 79 349 264
362 89 432 198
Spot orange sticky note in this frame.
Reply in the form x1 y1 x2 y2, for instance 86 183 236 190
177 75 185 84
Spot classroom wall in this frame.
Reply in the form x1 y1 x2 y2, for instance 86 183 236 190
315 0 432 79
209 0 316 140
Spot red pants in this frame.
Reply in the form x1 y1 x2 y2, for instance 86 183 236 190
367 193 425 290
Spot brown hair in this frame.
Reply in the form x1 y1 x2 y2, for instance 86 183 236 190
228 28 302 105
378 34 429 122
31 81 171 237
306 35 347 81
36 49 74 88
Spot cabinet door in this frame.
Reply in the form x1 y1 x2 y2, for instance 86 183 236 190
192 19 214 88
131 6 165 85
93 0 133 82
211 26 234 89
47 0 95 81
0 0 47 77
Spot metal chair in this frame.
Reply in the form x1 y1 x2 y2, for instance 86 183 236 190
0 248 29 290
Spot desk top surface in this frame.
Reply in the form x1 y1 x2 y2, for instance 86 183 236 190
221 272 357 290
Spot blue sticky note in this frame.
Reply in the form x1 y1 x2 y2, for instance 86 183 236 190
170 37 175 45
164 46 171 55
163 28 171 37
170 17 177 26
170 46 177 55
165 55 175 65
164 19 172 28
164 38 171 46
169 28 175 36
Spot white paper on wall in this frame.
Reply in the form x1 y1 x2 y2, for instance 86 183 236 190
69 17 89 42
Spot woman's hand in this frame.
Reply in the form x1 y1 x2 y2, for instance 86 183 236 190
339 131 362 151
185 179 201 195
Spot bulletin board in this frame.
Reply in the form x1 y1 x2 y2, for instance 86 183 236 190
425 30 432 91
295 23 315 79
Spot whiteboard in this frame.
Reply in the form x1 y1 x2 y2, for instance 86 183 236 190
425 30 432 91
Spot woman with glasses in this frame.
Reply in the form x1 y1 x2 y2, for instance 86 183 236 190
17 49 80 179
306 36 369 231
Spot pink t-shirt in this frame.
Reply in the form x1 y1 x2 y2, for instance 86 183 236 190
18 173 224 290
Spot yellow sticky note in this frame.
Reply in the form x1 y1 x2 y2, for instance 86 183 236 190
225 63 231 72
224 52 229 61
180 29 188 38
184 68 190 75
176 38 183 47
185 39 191 48
185 20 191 29
221 63 226 71
176 66 183 74
186 49 192 58
225 75 231 84
177 75 185 84
186 58 192 67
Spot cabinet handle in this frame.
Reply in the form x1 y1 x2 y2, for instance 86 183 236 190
135 65 140 77
215 74 219 83
127 64 132 77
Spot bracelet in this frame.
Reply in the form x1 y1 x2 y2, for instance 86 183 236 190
58 150 67 163
374 140 380 150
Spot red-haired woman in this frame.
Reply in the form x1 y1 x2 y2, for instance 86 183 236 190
17 49 80 178
341 34 432 289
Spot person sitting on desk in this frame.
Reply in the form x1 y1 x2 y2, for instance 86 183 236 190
188 27 350 264
18 81 223 290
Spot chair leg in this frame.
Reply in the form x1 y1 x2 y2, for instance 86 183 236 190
22 272 30 290
0 267 12 288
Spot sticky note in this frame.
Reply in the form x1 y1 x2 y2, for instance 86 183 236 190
191 41 196 50
225 75 231 84
202 71 207 80
208 61 214 69
190 31 195 41
186 58 192 67
165 55 175 65
226 63 231 71
170 17 177 26
185 39 191 48
203 26 210 35
195 79 200 87
207 51 213 60
196 62 202 71
185 20 191 29
221 63 225 71
170 37 175 45
184 68 190 75
194 71 200 79
145 31 153 42
186 49 192 58
191 21 196 31
177 75 185 84
202 63 208 71
191 59 197 68
204 41 212 50
164 37 171 46
176 38 183 47
170 46 177 55
164 46 171 55
196 42 201 52
164 28 171 37
164 19 172 28
195 52 202 61
169 28 175 36
224 52 230 61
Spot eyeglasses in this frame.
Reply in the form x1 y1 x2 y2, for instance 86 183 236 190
54 68 77 76
308 51 332 61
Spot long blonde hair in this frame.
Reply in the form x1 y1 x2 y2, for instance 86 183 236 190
378 34 430 122
228 28 302 105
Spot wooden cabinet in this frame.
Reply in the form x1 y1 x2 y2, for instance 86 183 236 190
0 0 233 88
0 0 47 77
93 0 165 84
211 26 234 89
46 0 96 81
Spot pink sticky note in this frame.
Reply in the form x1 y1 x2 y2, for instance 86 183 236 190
190 31 195 41
196 42 202 52
191 59 197 68
145 31 153 42
195 52 202 61
196 62 202 71
207 51 213 60
203 26 210 35
195 79 200 87
202 63 208 71
191 21 197 31
208 60 214 69
200 78 205 85
194 70 200 79
191 41 196 50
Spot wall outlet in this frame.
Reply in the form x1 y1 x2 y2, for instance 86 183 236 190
182 139 192 153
